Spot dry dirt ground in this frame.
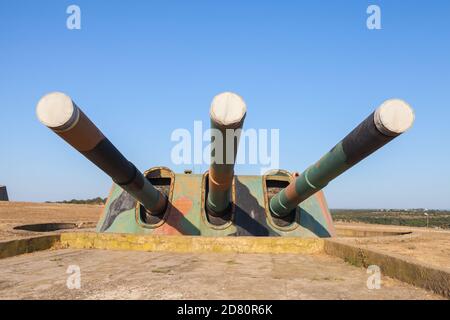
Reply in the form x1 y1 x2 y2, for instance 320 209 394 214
334 222 450 272
0 202 448 299
0 202 102 240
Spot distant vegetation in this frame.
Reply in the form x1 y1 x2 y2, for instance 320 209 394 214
46 197 106 205
331 209 450 229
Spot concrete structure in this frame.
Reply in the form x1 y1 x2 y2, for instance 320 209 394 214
0 186 8 201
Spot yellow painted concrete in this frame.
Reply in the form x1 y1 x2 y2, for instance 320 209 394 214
59 232 325 254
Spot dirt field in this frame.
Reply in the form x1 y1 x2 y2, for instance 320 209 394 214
334 222 450 272
0 202 102 240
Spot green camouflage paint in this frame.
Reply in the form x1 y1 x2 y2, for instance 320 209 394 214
96 170 335 238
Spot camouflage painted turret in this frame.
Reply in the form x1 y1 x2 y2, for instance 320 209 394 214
36 92 414 238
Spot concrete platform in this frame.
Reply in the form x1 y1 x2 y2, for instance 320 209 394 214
0 248 441 300
0 202 449 299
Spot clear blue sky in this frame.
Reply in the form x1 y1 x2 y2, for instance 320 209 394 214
1 0 449 209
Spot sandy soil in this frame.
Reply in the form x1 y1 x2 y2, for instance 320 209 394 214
334 222 450 272
0 202 102 240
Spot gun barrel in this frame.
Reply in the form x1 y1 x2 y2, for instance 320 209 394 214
206 92 247 216
270 99 415 218
36 92 167 214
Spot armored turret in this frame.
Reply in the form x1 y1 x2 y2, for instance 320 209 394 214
36 93 414 238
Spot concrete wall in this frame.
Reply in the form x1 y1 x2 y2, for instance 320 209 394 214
0 186 8 201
